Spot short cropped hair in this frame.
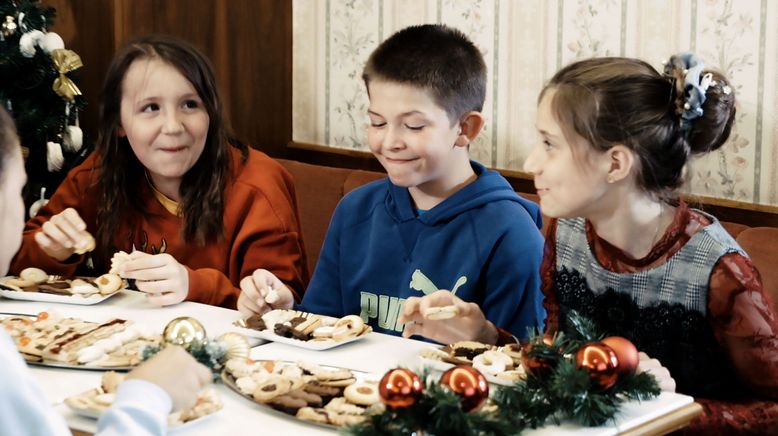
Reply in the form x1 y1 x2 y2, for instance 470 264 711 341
362 24 486 124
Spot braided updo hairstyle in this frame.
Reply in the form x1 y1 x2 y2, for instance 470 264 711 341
540 55 736 200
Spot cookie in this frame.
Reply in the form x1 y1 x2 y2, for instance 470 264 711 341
315 368 354 382
303 381 342 399
343 382 380 406
288 388 323 407
472 350 514 375
423 304 459 320
19 267 48 285
95 273 123 295
324 397 366 415
327 411 366 426
296 407 329 424
318 377 356 388
252 375 291 402
109 251 131 275
244 314 266 331
332 315 365 341
269 394 307 414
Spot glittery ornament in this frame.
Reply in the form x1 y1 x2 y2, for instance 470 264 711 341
576 342 619 390
601 336 639 376
163 317 207 350
439 365 489 412
2 16 17 38
216 332 250 360
378 368 423 409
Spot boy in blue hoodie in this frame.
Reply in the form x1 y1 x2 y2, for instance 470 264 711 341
238 24 544 345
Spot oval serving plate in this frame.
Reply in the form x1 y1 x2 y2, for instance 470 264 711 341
221 359 381 429
0 275 125 305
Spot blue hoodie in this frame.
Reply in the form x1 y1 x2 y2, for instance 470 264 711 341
299 161 545 339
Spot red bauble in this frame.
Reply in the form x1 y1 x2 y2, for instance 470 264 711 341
601 336 639 376
519 335 556 378
439 365 489 412
379 368 424 409
576 342 619 390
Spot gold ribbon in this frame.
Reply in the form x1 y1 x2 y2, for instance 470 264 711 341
51 48 83 102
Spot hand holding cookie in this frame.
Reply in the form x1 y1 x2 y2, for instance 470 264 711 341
34 207 95 261
238 269 294 317
399 290 498 345
127 345 212 411
119 251 189 306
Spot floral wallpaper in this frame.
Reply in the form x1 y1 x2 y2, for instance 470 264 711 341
293 0 778 206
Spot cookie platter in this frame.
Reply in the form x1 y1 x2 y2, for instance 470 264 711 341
222 358 383 428
0 267 125 305
65 371 223 428
1 311 161 370
234 309 372 351
419 340 526 386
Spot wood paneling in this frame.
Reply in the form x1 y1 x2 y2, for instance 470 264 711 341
48 0 292 158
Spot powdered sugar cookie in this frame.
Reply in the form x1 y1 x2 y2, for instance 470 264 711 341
296 407 329 424
108 251 131 275
472 350 514 375
19 267 48 285
424 304 459 320
332 315 365 341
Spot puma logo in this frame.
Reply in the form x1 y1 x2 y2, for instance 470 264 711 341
409 269 467 295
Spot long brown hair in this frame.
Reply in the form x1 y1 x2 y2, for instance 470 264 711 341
541 56 735 200
95 34 247 257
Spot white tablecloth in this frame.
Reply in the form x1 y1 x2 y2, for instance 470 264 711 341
0 290 693 435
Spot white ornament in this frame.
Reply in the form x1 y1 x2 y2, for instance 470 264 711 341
19 30 43 58
63 125 83 152
40 32 64 54
46 141 64 172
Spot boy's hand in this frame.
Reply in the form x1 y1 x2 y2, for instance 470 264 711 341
637 352 676 392
399 290 498 345
237 269 294 317
118 251 189 306
126 345 211 411
34 208 95 261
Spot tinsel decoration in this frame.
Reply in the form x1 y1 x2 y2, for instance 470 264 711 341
344 311 660 435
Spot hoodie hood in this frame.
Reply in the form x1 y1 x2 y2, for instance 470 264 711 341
386 160 542 229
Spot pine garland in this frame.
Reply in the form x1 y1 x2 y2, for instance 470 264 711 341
345 312 660 435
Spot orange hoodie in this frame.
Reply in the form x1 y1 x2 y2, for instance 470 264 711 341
11 147 309 309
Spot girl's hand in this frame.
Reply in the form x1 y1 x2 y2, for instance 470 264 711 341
237 269 294 317
119 251 189 306
127 345 212 411
398 290 498 345
34 208 95 261
637 352 677 392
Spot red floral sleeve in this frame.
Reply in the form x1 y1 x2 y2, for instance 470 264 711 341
708 252 778 399
540 219 559 334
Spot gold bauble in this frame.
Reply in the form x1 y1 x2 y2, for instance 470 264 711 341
216 332 250 360
163 317 207 350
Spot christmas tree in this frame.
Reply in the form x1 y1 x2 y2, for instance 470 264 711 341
0 0 87 217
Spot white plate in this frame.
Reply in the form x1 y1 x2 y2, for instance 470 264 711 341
233 325 370 351
0 288 121 305
66 389 220 430
25 359 134 372
419 355 520 387
0 275 124 305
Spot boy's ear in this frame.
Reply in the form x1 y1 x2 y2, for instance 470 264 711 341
605 144 634 183
454 111 485 147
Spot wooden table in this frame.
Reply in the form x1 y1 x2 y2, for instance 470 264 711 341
1 290 702 435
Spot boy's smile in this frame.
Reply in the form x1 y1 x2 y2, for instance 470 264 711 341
366 80 475 209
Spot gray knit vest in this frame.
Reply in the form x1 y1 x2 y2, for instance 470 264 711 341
552 211 747 398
